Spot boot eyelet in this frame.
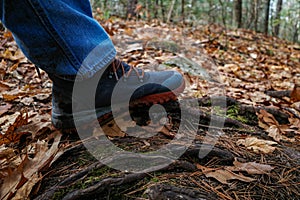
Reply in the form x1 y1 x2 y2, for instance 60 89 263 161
139 76 144 83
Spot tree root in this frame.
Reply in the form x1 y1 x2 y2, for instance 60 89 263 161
145 183 217 200
265 90 292 99
62 173 147 200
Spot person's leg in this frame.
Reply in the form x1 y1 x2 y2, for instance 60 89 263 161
0 0 116 78
0 0 185 129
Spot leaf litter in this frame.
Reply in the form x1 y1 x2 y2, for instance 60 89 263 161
0 17 299 199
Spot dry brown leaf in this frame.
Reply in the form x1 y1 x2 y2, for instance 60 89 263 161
197 164 255 184
0 111 28 145
237 136 277 154
16 113 53 139
257 110 295 142
258 109 279 128
266 125 295 142
226 159 274 175
291 102 300 112
0 145 15 160
0 104 12 117
289 118 300 131
2 93 21 101
291 84 300 102
0 131 62 200
3 31 13 40
94 118 128 138
0 81 10 92
12 173 40 200
3 49 26 61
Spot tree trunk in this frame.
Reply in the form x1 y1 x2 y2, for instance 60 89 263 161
181 0 185 23
253 0 259 31
126 0 138 19
103 0 108 10
234 0 243 28
154 0 159 18
160 0 166 22
167 0 176 23
292 22 299 43
208 0 216 24
263 0 271 35
274 0 283 36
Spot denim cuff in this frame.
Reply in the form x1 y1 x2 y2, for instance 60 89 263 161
76 39 117 80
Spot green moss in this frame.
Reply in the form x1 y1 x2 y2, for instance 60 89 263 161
212 106 226 116
226 105 249 124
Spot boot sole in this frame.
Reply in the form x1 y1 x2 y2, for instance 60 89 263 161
53 80 185 130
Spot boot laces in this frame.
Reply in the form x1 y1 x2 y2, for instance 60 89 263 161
109 59 145 82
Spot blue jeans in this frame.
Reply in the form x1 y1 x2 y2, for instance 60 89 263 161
0 0 116 79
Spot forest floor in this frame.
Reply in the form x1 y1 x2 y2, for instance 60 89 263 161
0 17 300 200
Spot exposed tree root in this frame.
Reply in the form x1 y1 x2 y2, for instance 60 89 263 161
32 96 299 199
145 183 217 200
265 90 292 99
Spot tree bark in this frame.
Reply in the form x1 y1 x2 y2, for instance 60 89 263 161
167 0 176 23
274 0 283 36
234 0 243 28
253 0 259 31
263 0 271 34
126 0 138 19
208 0 216 24
292 22 299 43
103 0 108 10
181 0 185 23
160 0 166 22
154 0 159 18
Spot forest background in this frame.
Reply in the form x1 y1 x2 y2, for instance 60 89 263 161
90 0 300 44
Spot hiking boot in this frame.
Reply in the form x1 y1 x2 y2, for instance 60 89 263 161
49 59 185 129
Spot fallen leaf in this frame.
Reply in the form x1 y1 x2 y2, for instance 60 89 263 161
289 118 300 131
3 49 26 61
12 173 40 200
0 111 28 145
20 97 34 106
0 104 12 117
257 109 295 142
258 109 279 128
226 159 274 175
0 145 15 160
0 131 62 200
291 84 300 102
2 93 20 101
237 136 277 154
291 102 300 112
266 125 295 142
0 81 10 92
197 164 255 184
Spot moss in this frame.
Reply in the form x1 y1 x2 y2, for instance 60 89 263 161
212 106 226 116
77 151 96 166
226 105 249 124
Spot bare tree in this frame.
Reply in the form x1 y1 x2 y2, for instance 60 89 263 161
167 0 176 23
234 0 243 28
274 0 283 36
263 0 271 34
154 0 159 18
160 0 166 22
127 0 138 19
292 21 299 43
181 0 185 23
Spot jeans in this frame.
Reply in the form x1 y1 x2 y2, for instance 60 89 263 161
0 0 116 79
